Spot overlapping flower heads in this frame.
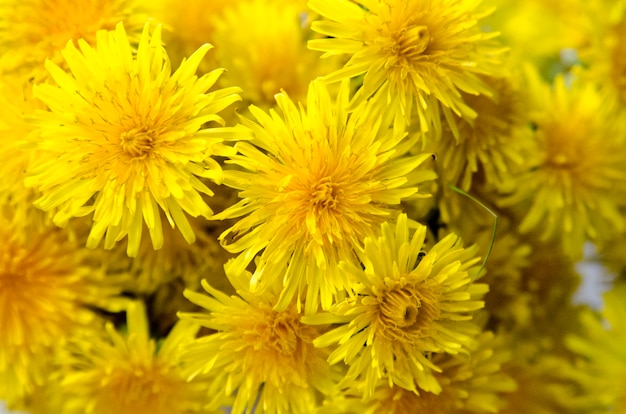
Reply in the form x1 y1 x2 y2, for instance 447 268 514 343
1 0 625 413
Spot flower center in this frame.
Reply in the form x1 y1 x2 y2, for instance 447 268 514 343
98 361 184 414
393 24 430 63
120 127 157 158
310 176 340 211
378 283 440 339
0 271 22 290
542 122 586 172
265 310 302 356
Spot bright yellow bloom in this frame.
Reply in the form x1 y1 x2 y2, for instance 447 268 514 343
0 0 145 84
303 214 487 397
430 72 534 223
0 202 124 407
580 2 626 107
499 349 591 414
211 0 336 107
308 0 503 140
430 73 531 190
484 0 587 69
499 68 626 257
53 301 218 414
144 0 231 71
567 283 626 413
0 79 37 196
319 332 515 414
180 279 340 414
25 23 250 257
214 80 435 313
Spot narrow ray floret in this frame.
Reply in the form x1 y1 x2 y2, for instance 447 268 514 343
25 22 249 257
302 214 487 398
214 80 436 313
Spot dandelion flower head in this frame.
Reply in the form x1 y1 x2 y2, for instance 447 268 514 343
0 0 145 83
303 214 487 397
54 301 217 414
211 0 336 107
566 283 626 413
180 279 339 414
0 203 124 406
25 23 249 257
308 0 504 140
499 68 626 257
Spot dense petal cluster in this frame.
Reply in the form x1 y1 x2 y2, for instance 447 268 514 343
303 214 487 397
0 204 124 406
53 302 216 414
0 0 145 84
25 23 249 257
180 280 339 414
211 0 335 107
308 0 504 139
215 80 435 312
318 332 515 414
499 69 626 256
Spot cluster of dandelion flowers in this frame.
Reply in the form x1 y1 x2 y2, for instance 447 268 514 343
0 0 145 83
179 279 340 414
0 204 124 406
54 302 218 414
215 79 436 313
302 214 487 398
25 23 250 257
498 69 626 257
308 0 504 139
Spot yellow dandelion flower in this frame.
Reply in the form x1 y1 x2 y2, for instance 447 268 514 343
0 78 37 195
499 68 626 257
0 203 125 406
145 0 231 70
0 0 145 84
430 73 531 193
581 3 626 106
319 331 515 414
211 0 337 107
54 301 219 414
308 0 503 139
25 23 250 257
484 0 587 69
215 80 436 313
302 214 487 397
499 350 591 414
179 279 341 414
567 283 626 413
